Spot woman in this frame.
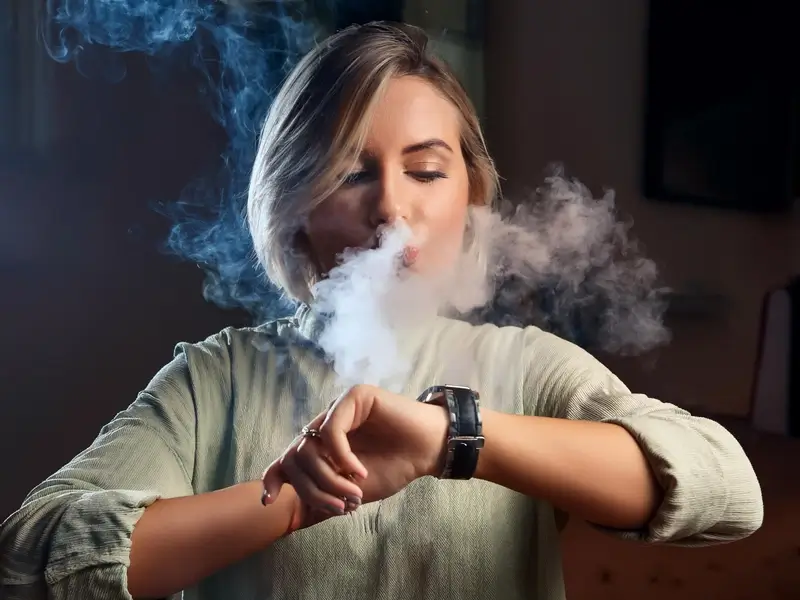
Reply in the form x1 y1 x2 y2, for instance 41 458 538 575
0 21 762 600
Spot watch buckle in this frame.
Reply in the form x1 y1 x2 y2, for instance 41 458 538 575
448 435 485 450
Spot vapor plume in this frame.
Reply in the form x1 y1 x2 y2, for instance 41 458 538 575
313 222 418 389
42 3 669 382
468 169 670 355
313 167 670 388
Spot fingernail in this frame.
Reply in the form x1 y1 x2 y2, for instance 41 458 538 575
261 490 270 506
326 504 346 515
345 495 362 505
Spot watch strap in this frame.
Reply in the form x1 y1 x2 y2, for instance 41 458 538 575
418 385 484 480
445 386 481 479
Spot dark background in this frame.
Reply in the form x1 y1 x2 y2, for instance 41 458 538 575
643 0 797 212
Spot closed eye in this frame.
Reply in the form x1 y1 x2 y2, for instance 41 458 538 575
342 170 447 185
408 170 447 184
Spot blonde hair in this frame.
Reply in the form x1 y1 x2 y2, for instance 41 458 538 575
247 21 499 303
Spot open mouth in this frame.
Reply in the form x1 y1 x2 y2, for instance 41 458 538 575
364 238 418 267
402 246 419 267
365 224 419 267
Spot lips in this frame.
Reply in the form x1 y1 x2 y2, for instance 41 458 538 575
402 246 419 267
364 225 419 267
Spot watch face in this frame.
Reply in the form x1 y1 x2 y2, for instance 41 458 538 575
445 385 480 400
417 385 481 409
416 385 447 404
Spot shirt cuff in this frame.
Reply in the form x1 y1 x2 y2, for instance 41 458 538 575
594 412 729 544
45 489 160 588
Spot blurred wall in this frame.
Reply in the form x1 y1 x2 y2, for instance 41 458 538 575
0 48 244 519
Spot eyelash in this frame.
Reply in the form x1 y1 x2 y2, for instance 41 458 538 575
343 171 448 185
412 171 447 184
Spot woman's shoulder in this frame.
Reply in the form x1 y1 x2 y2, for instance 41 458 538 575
171 316 322 381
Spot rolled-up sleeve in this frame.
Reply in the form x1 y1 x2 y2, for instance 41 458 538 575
529 329 763 546
0 353 199 599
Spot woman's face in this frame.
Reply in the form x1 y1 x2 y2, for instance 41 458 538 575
304 75 470 278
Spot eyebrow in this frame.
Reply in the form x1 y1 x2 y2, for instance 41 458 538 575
401 139 453 155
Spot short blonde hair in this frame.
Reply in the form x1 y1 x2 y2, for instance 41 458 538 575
247 21 499 303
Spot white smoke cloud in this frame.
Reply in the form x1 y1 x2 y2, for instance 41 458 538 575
312 169 670 388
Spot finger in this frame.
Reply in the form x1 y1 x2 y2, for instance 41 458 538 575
261 461 288 506
295 439 364 502
282 453 348 515
342 499 360 514
305 508 334 526
319 399 368 480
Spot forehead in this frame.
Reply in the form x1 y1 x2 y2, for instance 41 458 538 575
363 76 461 147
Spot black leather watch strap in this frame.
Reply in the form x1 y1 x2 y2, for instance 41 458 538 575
445 386 481 479
417 385 484 480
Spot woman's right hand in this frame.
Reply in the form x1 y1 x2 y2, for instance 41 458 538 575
262 384 449 518
281 483 344 534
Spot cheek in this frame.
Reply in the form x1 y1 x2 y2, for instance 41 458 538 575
419 182 469 268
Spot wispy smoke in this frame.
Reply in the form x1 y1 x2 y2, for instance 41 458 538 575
469 168 670 355
43 0 320 320
43 4 669 375
314 168 670 388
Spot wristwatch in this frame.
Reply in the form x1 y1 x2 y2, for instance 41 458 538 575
416 385 484 480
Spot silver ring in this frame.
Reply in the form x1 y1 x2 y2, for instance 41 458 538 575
301 426 321 439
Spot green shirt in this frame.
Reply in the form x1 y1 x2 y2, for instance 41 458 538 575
0 307 763 599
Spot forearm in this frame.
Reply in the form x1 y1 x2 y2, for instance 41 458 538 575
128 481 296 598
475 410 662 530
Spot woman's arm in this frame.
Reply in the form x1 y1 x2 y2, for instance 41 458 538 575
475 328 763 545
474 412 660 530
128 482 296 598
0 337 294 600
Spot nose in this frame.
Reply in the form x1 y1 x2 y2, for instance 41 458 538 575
369 169 410 228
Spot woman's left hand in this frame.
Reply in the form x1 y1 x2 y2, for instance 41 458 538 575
262 384 449 515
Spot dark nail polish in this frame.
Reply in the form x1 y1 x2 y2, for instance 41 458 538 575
345 496 362 505
261 490 270 506
327 505 346 515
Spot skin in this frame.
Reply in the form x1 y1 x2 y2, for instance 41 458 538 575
266 74 475 522
263 76 662 527
303 75 471 277
127 76 473 598
128 75 661 599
